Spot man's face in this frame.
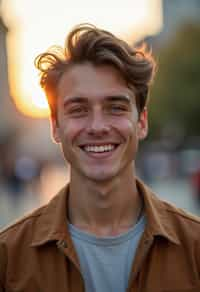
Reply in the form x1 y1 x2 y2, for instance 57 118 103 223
51 63 148 182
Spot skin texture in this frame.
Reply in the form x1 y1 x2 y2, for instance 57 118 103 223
51 63 148 236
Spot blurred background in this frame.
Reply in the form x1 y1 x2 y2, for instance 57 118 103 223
0 0 200 229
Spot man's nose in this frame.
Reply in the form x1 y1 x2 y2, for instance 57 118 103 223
86 111 110 136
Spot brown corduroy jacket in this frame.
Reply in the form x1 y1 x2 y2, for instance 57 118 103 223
1 179 200 292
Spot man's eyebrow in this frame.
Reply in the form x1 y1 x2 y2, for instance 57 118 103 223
63 97 88 107
63 95 133 107
105 95 132 104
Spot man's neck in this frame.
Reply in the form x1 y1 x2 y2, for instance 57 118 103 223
67 170 142 237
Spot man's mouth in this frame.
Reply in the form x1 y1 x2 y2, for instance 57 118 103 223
80 144 119 153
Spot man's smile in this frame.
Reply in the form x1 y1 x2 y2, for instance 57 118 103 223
78 143 120 157
82 144 118 153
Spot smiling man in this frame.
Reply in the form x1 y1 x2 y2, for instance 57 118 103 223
1 24 200 292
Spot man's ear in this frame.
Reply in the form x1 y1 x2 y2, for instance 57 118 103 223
137 108 148 140
50 114 61 143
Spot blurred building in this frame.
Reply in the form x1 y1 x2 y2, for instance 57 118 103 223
0 15 11 135
0 13 23 140
143 0 200 49
0 12 58 161
162 0 200 41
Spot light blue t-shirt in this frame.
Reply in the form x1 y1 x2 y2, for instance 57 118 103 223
68 215 146 292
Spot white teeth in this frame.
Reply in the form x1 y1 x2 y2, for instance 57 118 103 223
84 144 115 153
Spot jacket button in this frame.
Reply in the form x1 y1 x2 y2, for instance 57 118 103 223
62 240 68 248
60 240 68 248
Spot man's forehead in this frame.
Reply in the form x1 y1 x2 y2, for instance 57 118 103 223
58 62 129 88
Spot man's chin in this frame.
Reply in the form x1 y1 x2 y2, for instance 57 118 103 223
84 172 117 183
71 166 119 183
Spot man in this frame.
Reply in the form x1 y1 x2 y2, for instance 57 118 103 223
0 24 200 292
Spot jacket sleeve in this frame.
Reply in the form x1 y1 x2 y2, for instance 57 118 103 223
0 242 7 292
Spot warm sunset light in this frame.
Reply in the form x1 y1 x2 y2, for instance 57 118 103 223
18 67 50 118
2 0 162 119
14 88 50 119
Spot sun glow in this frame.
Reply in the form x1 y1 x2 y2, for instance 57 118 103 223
14 88 50 119
19 65 50 118
2 0 162 119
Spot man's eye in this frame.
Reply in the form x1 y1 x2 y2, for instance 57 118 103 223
109 105 128 113
68 106 88 116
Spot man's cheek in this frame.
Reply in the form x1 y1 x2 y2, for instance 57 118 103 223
117 119 136 136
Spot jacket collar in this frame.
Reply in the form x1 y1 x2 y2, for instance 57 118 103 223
136 178 180 245
31 178 180 247
31 186 71 246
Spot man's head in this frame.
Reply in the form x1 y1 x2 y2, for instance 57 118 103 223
35 24 156 182
35 23 156 119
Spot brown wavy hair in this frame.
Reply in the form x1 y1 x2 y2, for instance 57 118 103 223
35 23 156 118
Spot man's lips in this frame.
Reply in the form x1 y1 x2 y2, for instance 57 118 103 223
79 143 120 154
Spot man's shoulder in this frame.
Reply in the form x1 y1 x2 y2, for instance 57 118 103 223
162 198 200 224
139 176 200 244
138 178 200 231
0 204 46 242
159 196 200 239
0 185 68 247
